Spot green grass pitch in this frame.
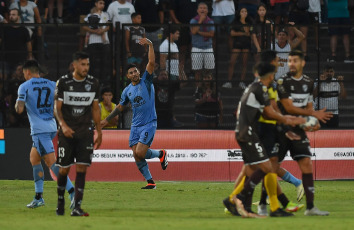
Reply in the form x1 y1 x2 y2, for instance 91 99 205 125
0 180 353 230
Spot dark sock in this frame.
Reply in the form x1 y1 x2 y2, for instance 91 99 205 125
302 173 314 210
147 179 155 184
68 187 74 195
240 169 266 209
35 193 43 200
278 193 289 208
74 172 86 208
259 181 267 205
57 173 67 202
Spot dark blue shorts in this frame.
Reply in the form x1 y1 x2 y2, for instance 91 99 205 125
328 17 351 35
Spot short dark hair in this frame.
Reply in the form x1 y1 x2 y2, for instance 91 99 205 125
9 8 20 16
100 87 113 96
278 27 288 35
131 12 140 19
72 51 89 62
289 50 304 60
23 60 40 73
170 27 179 35
324 64 334 71
125 64 138 75
260 50 277 64
256 62 276 78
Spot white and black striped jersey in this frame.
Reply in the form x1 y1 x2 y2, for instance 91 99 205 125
55 73 100 132
277 74 314 114
313 79 341 114
272 40 291 80
235 81 270 142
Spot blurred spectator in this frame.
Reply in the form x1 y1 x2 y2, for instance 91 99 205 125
194 73 223 129
125 12 146 71
223 7 258 89
169 0 201 80
313 65 347 128
271 0 289 33
154 70 183 129
107 0 135 30
4 63 29 127
0 9 32 79
159 27 186 82
326 0 354 63
272 24 304 80
9 0 42 39
253 4 272 57
0 0 8 22
190 2 215 88
237 0 260 20
134 0 164 52
288 0 310 61
83 0 112 85
47 0 63 23
308 0 321 51
99 87 118 129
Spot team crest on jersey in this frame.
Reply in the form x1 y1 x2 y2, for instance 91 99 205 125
302 84 308 92
291 85 294 91
277 78 283 85
85 84 91 91
69 86 74 91
262 86 267 93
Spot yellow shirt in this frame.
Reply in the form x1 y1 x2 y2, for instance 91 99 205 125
100 101 117 129
258 87 277 125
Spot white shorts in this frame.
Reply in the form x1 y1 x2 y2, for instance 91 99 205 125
191 47 215 70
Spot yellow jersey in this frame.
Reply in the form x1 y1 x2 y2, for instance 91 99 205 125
100 101 117 129
258 87 277 125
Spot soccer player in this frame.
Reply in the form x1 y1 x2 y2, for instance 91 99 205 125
15 60 75 209
101 38 168 189
54 51 102 216
276 50 332 216
232 62 305 218
224 50 304 216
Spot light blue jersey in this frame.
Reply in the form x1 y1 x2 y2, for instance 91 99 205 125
17 77 57 135
120 70 157 127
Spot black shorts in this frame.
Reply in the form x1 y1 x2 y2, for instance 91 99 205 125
233 37 251 50
237 132 269 165
258 122 278 158
328 17 351 35
308 12 320 24
289 11 310 26
56 129 94 167
274 2 290 17
277 128 312 162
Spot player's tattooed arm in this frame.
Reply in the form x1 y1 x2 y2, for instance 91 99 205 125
54 100 75 138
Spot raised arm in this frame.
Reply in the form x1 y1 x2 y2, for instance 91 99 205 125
139 38 155 74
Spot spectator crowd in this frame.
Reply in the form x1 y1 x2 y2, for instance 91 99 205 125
0 0 353 129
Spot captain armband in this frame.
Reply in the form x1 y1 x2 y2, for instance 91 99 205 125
106 108 121 122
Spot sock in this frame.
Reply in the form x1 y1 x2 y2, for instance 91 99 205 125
75 172 86 208
51 163 75 193
240 169 266 209
136 160 152 180
33 164 44 194
278 193 289 208
264 173 280 212
302 173 314 210
282 171 301 187
229 176 246 201
35 193 43 200
57 173 67 201
259 181 268 205
145 149 160 159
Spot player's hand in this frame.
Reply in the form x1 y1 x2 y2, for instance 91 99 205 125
283 115 306 127
62 125 75 138
337 75 344 81
285 131 301 140
138 38 152 46
312 108 333 123
94 131 102 149
100 119 108 128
